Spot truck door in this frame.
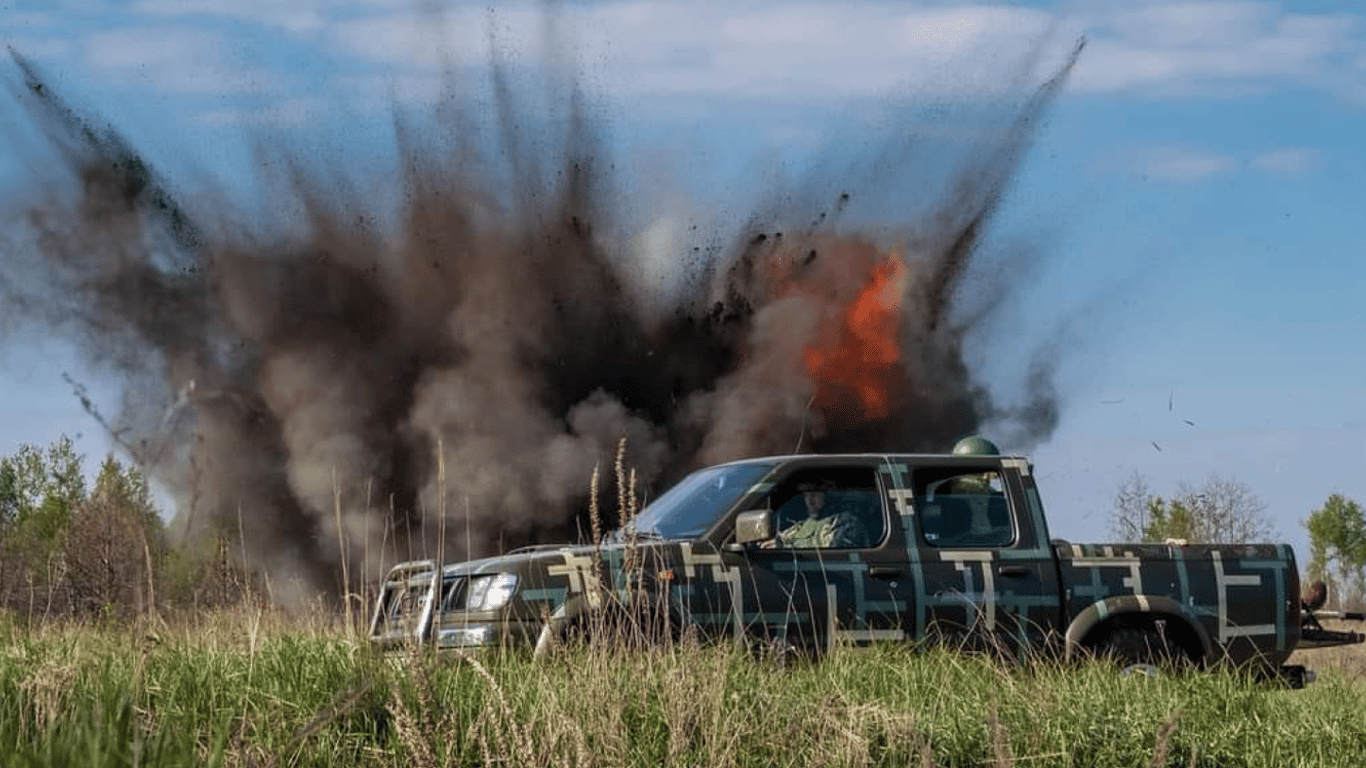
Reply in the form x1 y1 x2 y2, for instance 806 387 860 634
725 463 904 653
897 460 1064 655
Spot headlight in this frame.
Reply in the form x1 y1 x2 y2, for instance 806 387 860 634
465 573 518 610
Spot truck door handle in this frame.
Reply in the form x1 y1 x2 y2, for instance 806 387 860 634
997 565 1030 578
869 566 902 579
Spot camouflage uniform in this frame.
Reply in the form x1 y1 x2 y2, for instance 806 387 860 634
777 512 869 548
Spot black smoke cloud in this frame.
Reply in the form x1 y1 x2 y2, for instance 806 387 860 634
0 36 1080 604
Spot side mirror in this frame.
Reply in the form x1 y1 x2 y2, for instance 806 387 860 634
733 509 774 547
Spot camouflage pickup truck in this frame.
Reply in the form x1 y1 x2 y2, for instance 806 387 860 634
370 442 1363 680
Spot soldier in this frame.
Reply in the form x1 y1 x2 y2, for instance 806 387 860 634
947 435 1000 492
945 435 1010 546
767 480 869 549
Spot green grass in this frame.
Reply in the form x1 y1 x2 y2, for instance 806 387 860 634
3 609 1365 767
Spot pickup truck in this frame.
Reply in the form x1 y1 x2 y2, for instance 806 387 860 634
369 448 1362 681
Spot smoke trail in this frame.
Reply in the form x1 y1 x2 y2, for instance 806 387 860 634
0 34 1081 603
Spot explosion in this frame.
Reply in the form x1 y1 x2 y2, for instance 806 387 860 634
801 247 908 420
0 33 1080 605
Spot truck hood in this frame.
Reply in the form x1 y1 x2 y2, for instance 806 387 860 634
437 539 677 576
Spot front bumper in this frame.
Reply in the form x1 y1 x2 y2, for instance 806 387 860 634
372 617 544 654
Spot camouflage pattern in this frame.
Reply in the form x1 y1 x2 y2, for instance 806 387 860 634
1056 541 1298 666
776 511 868 548
371 451 1351 672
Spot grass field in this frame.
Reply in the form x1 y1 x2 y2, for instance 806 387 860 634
4 606 1366 768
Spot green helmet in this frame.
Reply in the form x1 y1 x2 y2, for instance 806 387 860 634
952 435 1000 456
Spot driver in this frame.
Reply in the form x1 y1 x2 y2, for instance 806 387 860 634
766 481 869 549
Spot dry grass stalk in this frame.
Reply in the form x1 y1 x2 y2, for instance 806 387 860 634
808 693 870 766
661 650 715 765
628 468 639 523
393 645 440 734
468 708 495 767
236 501 248 592
517 675 593 768
614 436 628 529
389 676 439 768
589 463 602 545
988 702 1014 768
363 477 374 604
1147 712 1180 768
563 702 591 768
437 437 447 572
917 735 936 768
332 466 352 634
858 704 932 768
456 649 534 767
19 659 77 733
228 715 259 768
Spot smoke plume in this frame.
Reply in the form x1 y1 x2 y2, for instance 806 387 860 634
0 35 1081 603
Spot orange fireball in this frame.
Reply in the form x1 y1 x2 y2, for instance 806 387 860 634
803 251 907 420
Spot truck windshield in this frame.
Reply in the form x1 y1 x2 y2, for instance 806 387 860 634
625 463 774 539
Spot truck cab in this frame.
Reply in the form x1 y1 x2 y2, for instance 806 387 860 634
713 453 1064 655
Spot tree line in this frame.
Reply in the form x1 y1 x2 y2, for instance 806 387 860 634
0 435 251 622
1110 470 1366 611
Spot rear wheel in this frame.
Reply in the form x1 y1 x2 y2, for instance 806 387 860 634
1094 625 1191 673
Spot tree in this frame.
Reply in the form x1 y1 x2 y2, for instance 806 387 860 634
0 436 89 612
0 437 174 619
1304 494 1366 610
1143 497 1197 543
0 435 86 543
64 454 167 618
1109 471 1152 541
1109 471 1275 544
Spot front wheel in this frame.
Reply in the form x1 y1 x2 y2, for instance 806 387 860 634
542 600 680 655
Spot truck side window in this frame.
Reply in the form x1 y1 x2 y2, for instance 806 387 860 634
916 469 1014 548
764 468 885 549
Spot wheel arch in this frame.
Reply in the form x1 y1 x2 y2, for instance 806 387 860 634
532 591 683 657
1064 595 1214 662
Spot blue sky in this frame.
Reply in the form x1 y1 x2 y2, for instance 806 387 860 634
1 0 1364 562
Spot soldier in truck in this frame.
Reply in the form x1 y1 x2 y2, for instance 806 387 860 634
763 478 872 549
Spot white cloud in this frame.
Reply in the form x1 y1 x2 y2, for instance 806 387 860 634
1066 1 1366 97
318 0 1366 104
1251 147 1320 174
1132 146 1236 183
130 0 329 35
330 13 492 68
328 2 1066 101
1122 145 1324 183
83 28 282 95
10 0 1365 110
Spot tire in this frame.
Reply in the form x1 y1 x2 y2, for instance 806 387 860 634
1095 625 1190 672
557 599 679 652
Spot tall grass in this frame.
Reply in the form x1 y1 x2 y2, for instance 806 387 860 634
4 606 1366 768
